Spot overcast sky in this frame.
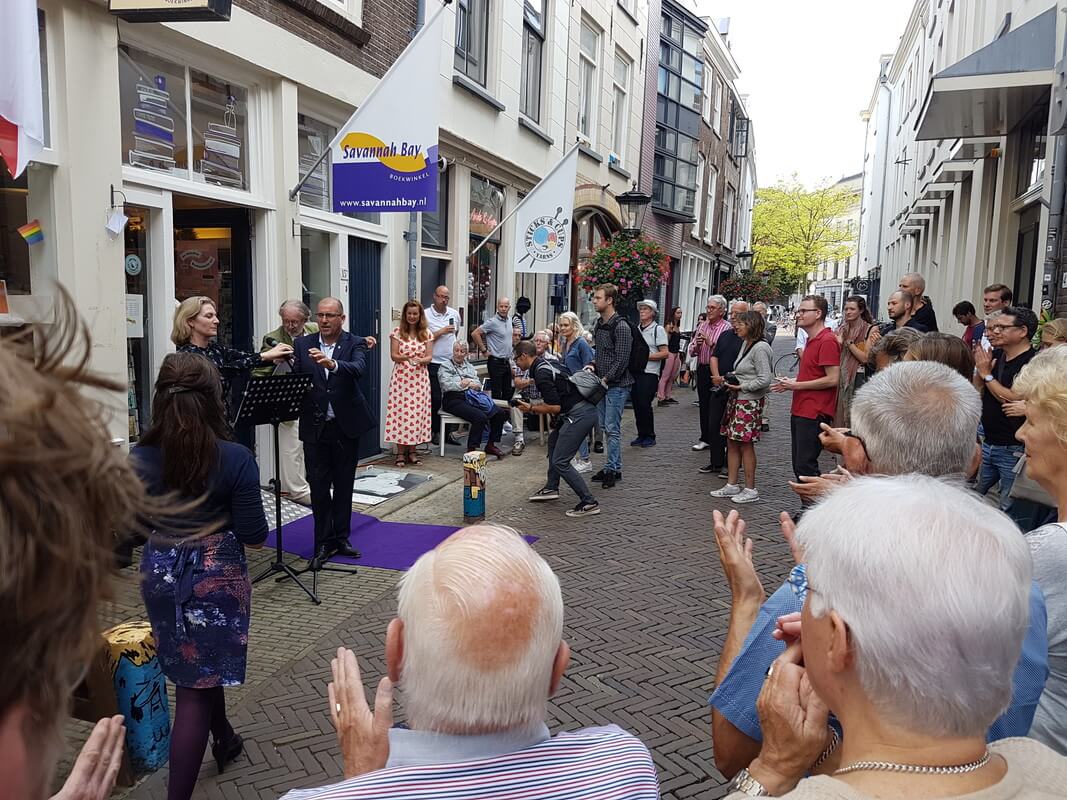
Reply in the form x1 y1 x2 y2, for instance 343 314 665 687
693 0 916 189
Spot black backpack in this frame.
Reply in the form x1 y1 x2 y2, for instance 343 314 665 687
619 318 650 379
535 358 607 406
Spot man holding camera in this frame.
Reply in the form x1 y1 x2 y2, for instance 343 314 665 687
517 340 601 518
689 296 731 458
425 286 460 445
697 301 748 477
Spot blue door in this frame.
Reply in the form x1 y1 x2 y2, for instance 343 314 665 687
348 237 382 460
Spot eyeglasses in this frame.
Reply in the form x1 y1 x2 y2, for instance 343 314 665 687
796 308 819 315
316 312 342 319
987 324 1023 334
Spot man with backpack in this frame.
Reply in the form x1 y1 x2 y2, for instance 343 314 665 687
515 340 602 517
590 283 638 488
631 299 669 447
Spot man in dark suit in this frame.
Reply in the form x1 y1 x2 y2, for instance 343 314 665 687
293 297 376 570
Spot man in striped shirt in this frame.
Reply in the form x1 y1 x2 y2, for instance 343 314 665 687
284 525 658 800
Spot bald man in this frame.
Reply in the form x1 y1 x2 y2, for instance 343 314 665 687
425 286 461 442
289 525 658 799
472 297 522 401
899 272 939 332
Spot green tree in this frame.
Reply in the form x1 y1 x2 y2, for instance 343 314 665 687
751 177 858 297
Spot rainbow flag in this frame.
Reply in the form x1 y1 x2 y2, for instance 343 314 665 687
17 219 43 245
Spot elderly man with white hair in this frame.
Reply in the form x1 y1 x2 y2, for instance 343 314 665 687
724 475 1067 798
284 525 658 799
709 361 1049 780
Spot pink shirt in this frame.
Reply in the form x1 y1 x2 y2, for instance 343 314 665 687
689 318 731 365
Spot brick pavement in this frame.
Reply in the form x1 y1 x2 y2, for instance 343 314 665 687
111 336 817 800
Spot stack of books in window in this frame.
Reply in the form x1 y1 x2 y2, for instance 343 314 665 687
201 116 243 188
130 76 176 173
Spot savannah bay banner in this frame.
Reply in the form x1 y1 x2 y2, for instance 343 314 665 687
330 7 444 213
514 145 579 274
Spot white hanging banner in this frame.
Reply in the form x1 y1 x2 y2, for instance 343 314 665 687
327 5 445 213
514 145 579 274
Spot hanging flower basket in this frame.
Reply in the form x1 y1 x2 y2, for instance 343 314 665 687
718 274 778 305
577 236 669 302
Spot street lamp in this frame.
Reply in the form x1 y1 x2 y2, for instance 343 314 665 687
616 183 652 237
736 249 754 273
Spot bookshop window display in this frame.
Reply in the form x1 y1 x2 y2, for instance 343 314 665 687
119 45 249 190
467 174 503 359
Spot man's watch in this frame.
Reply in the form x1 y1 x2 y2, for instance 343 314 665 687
983 373 994 383
732 768 771 796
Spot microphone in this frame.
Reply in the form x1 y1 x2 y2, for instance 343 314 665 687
265 336 280 347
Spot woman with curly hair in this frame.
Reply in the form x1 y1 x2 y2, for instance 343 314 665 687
385 300 433 466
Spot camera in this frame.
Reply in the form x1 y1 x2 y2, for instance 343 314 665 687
724 373 740 386
509 397 522 407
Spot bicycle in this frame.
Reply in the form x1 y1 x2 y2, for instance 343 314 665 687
773 350 800 378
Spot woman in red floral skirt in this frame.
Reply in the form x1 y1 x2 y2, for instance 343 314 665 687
709 310 774 504
385 301 433 466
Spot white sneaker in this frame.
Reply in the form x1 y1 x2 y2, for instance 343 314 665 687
732 488 761 504
710 484 741 498
692 440 709 451
572 458 593 474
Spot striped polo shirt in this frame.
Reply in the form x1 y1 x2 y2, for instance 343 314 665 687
281 724 658 799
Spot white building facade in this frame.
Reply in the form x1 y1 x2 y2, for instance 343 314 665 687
858 0 1065 323
808 173 862 313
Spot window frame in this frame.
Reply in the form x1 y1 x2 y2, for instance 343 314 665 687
455 0 490 87
691 153 705 238
519 0 547 123
611 51 631 162
577 18 601 145
720 183 736 248
703 165 718 243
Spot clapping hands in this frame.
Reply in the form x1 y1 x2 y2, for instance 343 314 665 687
327 647 394 779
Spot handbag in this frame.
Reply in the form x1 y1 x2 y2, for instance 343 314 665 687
1009 453 1057 507
464 389 496 414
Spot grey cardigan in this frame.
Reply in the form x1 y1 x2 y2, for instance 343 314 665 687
732 339 773 400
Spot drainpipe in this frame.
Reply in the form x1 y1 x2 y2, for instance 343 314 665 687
404 0 428 302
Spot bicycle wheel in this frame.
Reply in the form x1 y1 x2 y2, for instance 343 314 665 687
773 351 800 378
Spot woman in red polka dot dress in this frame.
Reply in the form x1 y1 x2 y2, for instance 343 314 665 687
385 301 433 466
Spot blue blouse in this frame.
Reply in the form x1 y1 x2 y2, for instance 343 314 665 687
562 336 595 374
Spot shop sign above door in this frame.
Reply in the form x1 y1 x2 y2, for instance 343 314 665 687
109 0 232 23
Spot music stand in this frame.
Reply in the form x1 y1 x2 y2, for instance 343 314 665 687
234 373 320 605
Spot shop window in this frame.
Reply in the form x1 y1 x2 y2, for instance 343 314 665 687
420 256 448 307
467 174 503 358
1016 107 1048 197
119 46 189 176
123 207 152 441
300 228 332 311
298 113 335 211
422 165 450 249
190 70 248 190
0 170 32 295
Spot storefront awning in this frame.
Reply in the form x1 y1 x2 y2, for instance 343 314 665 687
915 7 1055 141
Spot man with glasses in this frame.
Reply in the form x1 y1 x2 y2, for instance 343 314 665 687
294 297 376 570
771 295 840 516
424 286 461 445
973 306 1039 511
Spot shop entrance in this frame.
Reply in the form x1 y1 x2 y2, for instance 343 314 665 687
173 204 254 352
348 237 382 460
1013 204 1040 310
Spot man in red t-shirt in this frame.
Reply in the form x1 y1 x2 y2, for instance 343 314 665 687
772 294 841 511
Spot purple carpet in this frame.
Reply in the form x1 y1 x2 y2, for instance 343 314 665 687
265 513 460 571
265 513 537 572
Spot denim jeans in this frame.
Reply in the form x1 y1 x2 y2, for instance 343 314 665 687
598 385 630 473
976 443 1024 511
545 402 598 503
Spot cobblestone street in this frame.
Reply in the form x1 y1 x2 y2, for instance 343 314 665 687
89 337 812 800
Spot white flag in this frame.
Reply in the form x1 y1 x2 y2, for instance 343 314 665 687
328 6 444 213
514 145 579 275
0 0 44 178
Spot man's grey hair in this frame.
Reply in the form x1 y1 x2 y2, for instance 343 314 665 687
396 525 563 733
797 475 1031 738
708 295 728 311
851 361 979 476
902 272 926 294
279 299 311 319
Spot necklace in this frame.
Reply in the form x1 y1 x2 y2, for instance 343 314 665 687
834 751 991 776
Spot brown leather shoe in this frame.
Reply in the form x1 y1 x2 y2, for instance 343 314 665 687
485 444 506 459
